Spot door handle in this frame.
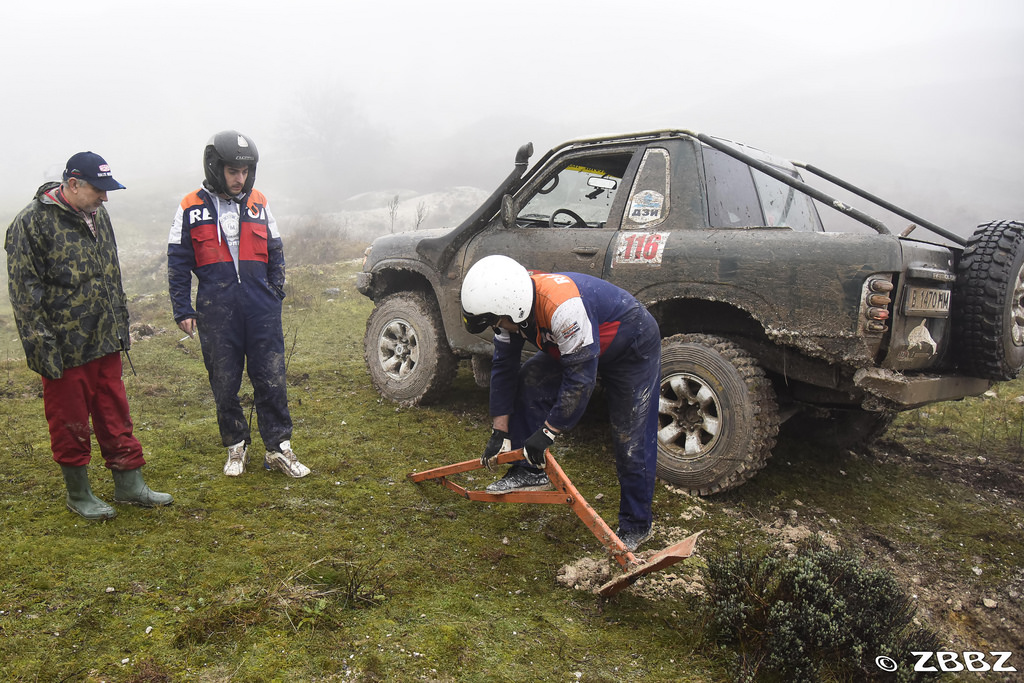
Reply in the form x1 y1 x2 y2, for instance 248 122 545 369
571 247 598 256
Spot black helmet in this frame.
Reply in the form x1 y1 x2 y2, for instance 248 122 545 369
203 130 259 196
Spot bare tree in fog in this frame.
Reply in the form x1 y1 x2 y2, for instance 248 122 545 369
414 200 428 230
387 194 400 233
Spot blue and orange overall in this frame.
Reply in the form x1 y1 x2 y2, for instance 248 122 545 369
489 272 661 535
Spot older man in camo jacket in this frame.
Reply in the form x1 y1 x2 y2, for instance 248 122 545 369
5 151 172 520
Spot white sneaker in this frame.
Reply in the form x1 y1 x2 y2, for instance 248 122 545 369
224 441 248 476
263 440 310 478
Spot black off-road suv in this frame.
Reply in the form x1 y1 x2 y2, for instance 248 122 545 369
356 129 1024 494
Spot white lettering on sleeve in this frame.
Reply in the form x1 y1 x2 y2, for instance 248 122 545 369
550 297 593 355
169 206 186 243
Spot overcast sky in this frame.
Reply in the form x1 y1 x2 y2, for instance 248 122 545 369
2 0 1022 232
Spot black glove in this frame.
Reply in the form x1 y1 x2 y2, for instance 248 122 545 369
481 428 511 470
524 427 556 469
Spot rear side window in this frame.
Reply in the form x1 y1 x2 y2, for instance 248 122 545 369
703 147 762 227
752 169 823 232
624 147 671 229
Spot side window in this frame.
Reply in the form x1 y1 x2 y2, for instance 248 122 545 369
516 152 632 228
752 169 823 232
703 147 762 227
623 147 670 229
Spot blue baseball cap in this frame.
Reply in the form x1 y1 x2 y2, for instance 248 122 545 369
63 151 126 191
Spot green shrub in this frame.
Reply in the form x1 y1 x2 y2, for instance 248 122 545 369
705 539 942 682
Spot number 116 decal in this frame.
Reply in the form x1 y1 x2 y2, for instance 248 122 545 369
614 232 669 266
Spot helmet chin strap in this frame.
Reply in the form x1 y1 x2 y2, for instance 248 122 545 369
514 317 533 339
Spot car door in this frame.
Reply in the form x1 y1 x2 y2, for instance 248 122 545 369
603 145 680 289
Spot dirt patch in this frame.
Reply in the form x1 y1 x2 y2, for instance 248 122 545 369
556 556 612 592
556 539 706 603
129 322 167 343
875 436 1024 502
864 437 1024 654
560 436 1024 661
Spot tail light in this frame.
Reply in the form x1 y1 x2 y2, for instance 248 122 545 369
863 276 894 334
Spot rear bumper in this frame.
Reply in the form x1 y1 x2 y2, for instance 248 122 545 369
854 368 993 409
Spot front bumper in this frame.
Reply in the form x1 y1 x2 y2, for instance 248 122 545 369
356 271 372 296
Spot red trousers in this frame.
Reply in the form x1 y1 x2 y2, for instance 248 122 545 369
41 352 146 470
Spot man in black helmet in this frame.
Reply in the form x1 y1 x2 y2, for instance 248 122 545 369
167 131 310 479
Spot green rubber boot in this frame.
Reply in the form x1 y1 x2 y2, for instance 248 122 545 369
113 468 174 507
60 465 116 520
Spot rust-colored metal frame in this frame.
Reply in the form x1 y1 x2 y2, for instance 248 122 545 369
408 448 701 597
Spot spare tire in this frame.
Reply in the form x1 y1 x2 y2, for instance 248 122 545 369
953 220 1024 380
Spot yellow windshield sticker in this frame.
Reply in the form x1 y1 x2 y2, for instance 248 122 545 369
566 164 612 176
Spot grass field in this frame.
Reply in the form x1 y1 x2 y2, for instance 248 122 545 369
1 254 1022 682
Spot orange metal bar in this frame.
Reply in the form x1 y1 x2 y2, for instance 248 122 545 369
407 450 523 481
408 448 701 586
410 451 631 542
598 531 704 597
541 450 636 568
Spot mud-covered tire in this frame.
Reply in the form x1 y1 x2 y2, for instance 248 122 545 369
470 354 492 388
657 334 780 495
954 220 1024 380
779 408 895 453
363 292 459 406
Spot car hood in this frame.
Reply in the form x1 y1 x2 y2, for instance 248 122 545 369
364 227 455 268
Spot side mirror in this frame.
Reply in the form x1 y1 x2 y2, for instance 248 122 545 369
501 194 515 228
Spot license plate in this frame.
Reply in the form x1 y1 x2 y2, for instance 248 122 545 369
904 286 951 317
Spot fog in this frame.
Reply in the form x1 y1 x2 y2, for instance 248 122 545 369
2 0 1023 237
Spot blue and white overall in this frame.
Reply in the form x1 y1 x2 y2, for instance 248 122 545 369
167 187 292 450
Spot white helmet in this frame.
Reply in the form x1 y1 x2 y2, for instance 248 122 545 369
461 255 534 333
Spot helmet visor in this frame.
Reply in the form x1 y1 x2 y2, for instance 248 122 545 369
462 310 500 334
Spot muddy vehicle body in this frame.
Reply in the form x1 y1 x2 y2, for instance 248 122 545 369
357 129 1024 494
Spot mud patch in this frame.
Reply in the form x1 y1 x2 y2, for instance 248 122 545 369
875 437 1024 501
129 322 166 343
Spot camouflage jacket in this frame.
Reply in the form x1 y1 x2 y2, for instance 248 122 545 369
4 182 130 379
